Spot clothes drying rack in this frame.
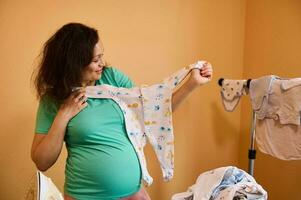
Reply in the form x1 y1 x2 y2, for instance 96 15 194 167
218 78 256 176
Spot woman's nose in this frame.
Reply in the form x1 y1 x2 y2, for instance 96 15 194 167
99 58 105 66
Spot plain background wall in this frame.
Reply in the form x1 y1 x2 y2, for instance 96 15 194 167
0 0 245 199
239 0 301 199
1 0 299 200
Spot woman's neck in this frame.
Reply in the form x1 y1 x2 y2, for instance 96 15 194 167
82 80 96 87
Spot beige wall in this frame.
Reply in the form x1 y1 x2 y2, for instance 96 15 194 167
240 0 301 199
0 1 245 199
2 0 298 200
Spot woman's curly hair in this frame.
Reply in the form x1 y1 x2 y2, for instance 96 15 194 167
33 23 99 103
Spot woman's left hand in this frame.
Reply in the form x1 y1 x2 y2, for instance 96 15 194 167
189 62 213 86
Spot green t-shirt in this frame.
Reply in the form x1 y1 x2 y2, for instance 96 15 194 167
35 67 141 200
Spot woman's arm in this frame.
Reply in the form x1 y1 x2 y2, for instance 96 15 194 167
31 113 70 171
172 63 213 111
31 90 87 171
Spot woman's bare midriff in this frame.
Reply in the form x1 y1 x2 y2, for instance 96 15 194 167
64 187 151 200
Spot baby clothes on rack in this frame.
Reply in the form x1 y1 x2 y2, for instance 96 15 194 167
281 78 301 90
84 61 209 185
249 75 278 120
249 76 301 160
220 79 248 112
171 166 267 200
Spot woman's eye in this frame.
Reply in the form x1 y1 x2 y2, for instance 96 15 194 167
93 60 99 63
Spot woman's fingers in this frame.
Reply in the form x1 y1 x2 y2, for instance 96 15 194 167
200 66 213 78
80 102 88 109
74 91 86 103
201 65 212 72
201 70 212 77
201 69 211 75
70 87 83 97
77 96 88 107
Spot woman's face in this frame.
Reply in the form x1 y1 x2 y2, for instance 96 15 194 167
81 42 105 86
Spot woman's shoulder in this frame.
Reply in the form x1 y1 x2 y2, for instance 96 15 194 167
102 66 129 78
97 66 134 88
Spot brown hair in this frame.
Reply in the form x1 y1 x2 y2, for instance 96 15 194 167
33 23 99 102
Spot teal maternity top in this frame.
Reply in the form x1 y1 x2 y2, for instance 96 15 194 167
35 67 142 200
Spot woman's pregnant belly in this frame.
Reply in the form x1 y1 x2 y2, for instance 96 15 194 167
64 144 141 200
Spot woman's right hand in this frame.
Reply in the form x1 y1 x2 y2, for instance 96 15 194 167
57 88 88 121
